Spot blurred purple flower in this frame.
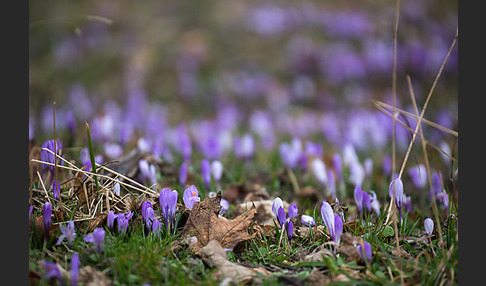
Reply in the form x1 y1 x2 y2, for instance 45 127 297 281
408 164 427 188
354 186 371 215
53 180 60 205
369 191 381 216
43 260 62 282
84 227 105 253
356 241 372 263
301 215 315 227
183 185 201 209
364 158 373 178
175 124 192 161
349 161 365 187
279 138 303 169
104 143 123 160
234 134 255 159
382 155 392 176
71 253 80 286
402 194 412 213
211 160 223 183
40 139 63 182
107 210 116 231
332 153 343 182
326 169 336 199
144 207 155 230
159 188 178 231
311 158 328 185
142 201 153 222
179 162 187 186
201 159 211 189
139 159 157 188
56 220 76 247
152 217 161 236
43 202 52 235
288 204 298 218
117 214 129 235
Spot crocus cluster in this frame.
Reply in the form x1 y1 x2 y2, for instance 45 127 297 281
159 188 178 231
84 227 105 253
107 210 133 235
354 186 380 218
321 200 343 247
272 197 297 243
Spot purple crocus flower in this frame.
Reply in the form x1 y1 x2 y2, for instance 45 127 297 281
84 227 105 253
40 139 63 181
179 162 188 186
219 198 229 215
43 260 62 283
117 214 129 235
159 188 178 231
107 210 116 231
211 160 223 183
356 241 372 263
183 185 201 209
321 201 343 245
271 197 286 227
301 215 315 227
56 220 76 247
389 178 404 222
43 202 52 236
286 220 294 243
144 207 155 230
142 201 152 222
201 159 211 189
424 217 434 236
71 253 80 286
152 217 161 236
288 204 298 218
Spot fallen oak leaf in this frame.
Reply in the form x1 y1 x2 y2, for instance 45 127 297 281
180 192 257 251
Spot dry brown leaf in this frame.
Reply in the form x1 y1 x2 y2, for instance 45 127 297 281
197 240 270 284
304 244 336 262
181 192 257 251
305 268 331 286
336 232 362 262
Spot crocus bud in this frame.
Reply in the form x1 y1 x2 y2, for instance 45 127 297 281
288 204 298 219
301 215 315 227
107 210 116 231
333 214 343 245
286 220 294 243
321 200 335 239
43 202 52 235
424 218 434 235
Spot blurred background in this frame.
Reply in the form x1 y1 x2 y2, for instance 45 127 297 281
29 0 458 182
